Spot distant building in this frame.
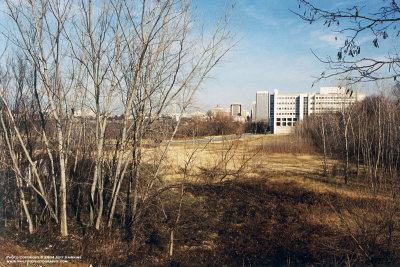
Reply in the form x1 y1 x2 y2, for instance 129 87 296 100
320 86 346 94
170 103 180 121
255 91 269 122
233 116 246 122
254 87 366 134
242 109 249 119
230 103 242 117
171 103 177 115
211 106 230 118
251 101 256 121
182 110 206 119
73 109 96 118
212 104 249 121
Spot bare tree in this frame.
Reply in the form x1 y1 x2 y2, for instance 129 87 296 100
102 0 234 229
0 0 234 237
320 114 328 177
294 0 400 84
3 0 85 236
0 108 34 234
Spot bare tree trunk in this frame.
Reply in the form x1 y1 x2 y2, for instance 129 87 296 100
0 111 34 234
356 112 361 177
0 92 58 222
321 115 328 177
2 0 234 239
374 99 382 187
341 101 351 185
344 118 349 184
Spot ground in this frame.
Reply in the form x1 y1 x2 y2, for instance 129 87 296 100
1 134 398 266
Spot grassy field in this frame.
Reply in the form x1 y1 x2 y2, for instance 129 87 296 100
1 134 399 266
161 134 335 187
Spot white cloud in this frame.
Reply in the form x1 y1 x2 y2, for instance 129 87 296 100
318 33 343 49
357 35 375 46
238 0 279 29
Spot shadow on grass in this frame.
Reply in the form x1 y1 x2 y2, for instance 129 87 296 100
2 178 399 266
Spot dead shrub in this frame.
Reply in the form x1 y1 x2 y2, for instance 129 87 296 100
254 134 316 155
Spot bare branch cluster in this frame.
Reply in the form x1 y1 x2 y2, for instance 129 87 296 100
294 0 400 83
0 0 234 237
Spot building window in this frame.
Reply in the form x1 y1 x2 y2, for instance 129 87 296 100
277 122 281 126
282 122 286 126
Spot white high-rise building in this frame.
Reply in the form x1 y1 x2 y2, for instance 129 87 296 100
230 103 242 117
255 91 269 122
171 103 177 114
269 87 366 134
251 101 256 121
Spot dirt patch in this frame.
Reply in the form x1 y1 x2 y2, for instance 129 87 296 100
0 235 86 266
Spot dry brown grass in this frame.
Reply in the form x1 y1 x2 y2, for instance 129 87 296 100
0 236 87 266
3 134 400 266
150 134 393 208
154 135 331 183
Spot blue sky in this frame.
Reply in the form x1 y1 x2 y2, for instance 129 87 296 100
0 0 392 114
193 0 391 112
